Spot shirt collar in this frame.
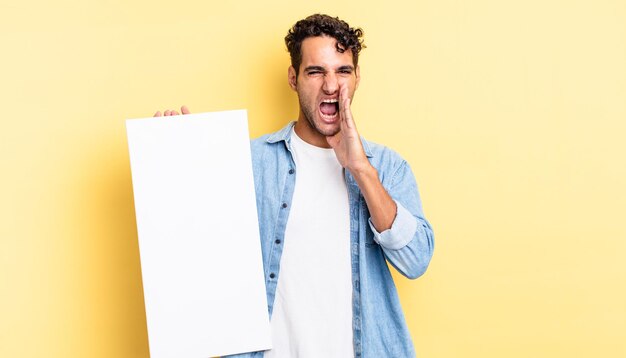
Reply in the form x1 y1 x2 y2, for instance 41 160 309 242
266 121 373 158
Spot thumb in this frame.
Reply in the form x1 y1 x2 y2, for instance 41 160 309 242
326 133 340 148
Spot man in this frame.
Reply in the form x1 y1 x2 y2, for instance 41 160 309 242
156 14 434 358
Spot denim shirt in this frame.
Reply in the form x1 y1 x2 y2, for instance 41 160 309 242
226 122 434 358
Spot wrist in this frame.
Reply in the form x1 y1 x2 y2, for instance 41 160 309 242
349 162 377 181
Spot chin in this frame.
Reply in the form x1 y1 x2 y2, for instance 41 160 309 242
313 121 340 137
314 112 341 135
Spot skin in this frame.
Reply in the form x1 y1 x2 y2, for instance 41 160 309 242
154 105 190 117
155 35 397 231
289 35 397 231
288 36 359 146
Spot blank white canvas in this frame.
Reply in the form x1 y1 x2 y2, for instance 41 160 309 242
126 110 271 358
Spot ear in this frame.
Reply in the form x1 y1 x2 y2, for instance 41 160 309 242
288 66 297 91
355 65 361 90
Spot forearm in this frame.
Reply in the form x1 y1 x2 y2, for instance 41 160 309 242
369 201 435 279
356 160 434 279
350 164 397 232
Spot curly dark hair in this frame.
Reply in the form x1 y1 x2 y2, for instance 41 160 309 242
285 14 365 75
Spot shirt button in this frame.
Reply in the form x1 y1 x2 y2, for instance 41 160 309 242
288 168 294 174
269 273 275 279
275 239 281 244
281 202 288 208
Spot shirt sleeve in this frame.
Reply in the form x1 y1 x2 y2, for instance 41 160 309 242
368 160 435 279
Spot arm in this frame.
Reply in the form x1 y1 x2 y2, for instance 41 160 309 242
366 160 434 279
327 84 434 279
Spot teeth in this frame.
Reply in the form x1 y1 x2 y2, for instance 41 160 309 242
320 98 339 120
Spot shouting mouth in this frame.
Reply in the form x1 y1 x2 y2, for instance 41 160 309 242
319 98 339 122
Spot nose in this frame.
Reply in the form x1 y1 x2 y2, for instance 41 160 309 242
322 73 339 95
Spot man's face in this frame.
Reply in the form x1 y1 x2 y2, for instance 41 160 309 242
289 36 360 145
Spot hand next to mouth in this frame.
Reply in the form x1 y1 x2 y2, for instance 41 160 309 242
327 83 396 231
326 83 372 175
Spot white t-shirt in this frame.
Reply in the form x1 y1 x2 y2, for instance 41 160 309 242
264 129 354 358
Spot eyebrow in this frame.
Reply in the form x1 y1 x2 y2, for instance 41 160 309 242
304 66 326 73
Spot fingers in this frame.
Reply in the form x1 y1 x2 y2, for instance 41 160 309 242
344 98 354 129
339 83 348 112
338 83 354 130
155 105 191 117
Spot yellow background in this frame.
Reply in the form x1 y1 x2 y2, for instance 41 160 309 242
1 0 625 357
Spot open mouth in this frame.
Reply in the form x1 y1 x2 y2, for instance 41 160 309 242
319 98 339 121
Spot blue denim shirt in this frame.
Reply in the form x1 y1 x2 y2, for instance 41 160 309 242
226 122 434 358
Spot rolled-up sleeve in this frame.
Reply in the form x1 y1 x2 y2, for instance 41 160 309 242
368 201 418 250
368 160 435 279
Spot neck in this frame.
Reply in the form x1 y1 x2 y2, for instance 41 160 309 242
293 114 332 148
